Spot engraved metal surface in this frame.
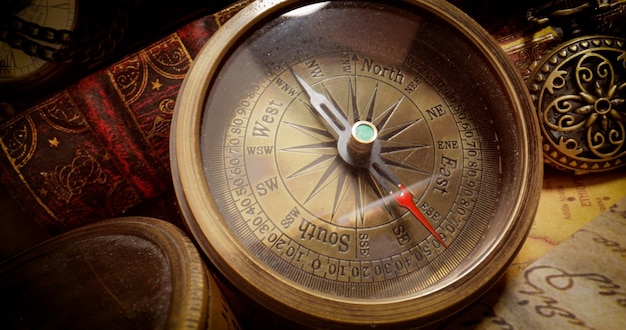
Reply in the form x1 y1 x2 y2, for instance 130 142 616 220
202 50 497 295
171 0 543 327
528 35 626 174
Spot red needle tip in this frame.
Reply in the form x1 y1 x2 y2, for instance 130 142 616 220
392 184 448 248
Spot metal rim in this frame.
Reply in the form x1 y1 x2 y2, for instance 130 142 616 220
171 0 543 327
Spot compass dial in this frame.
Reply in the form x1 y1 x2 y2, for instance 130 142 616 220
206 50 495 278
172 0 543 327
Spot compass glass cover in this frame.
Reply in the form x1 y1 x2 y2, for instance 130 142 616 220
178 0 541 325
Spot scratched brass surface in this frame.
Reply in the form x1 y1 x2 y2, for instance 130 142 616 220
171 0 543 328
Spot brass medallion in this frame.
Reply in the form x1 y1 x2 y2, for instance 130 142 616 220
171 0 543 327
528 35 626 174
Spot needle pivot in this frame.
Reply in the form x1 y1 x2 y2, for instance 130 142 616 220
350 121 377 155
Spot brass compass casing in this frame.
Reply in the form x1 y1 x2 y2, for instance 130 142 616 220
171 0 543 328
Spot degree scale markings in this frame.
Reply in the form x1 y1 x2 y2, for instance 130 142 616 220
173 1 541 324
218 50 487 288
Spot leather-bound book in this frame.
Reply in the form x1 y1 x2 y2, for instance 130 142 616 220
0 0 253 234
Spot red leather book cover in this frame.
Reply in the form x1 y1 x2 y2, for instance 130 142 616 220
0 1 252 234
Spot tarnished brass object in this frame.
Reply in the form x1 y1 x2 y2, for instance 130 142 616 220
0 217 230 329
528 35 626 174
171 0 543 328
526 0 626 38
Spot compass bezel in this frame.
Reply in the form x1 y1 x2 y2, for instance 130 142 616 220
171 0 543 327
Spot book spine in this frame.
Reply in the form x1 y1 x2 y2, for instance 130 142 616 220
0 1 253 234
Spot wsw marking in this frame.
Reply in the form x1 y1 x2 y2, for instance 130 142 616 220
247 146 274 155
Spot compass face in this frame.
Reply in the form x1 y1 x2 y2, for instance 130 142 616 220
203 50 497 288
172 0 543 327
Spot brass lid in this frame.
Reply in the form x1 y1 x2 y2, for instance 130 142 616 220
0 217 209 329
528 35 626 174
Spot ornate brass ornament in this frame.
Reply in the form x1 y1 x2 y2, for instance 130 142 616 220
528 35 626 174
171 0 543 327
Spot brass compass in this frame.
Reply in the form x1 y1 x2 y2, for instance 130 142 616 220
171 0 543 327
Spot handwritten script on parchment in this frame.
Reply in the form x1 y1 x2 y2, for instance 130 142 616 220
443 197 626 330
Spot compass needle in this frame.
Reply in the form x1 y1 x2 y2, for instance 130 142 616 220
370 158 447 247
173 1 542 327
292 70 353 135
393 183 447 248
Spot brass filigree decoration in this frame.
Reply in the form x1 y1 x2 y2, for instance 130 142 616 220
529 36 626 174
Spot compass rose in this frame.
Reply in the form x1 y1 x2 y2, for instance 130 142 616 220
277 73 434 229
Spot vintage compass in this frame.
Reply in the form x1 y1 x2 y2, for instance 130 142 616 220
171 0 543 328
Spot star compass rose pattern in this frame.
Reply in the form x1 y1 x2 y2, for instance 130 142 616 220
528 36 626 174
276 76 434 228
